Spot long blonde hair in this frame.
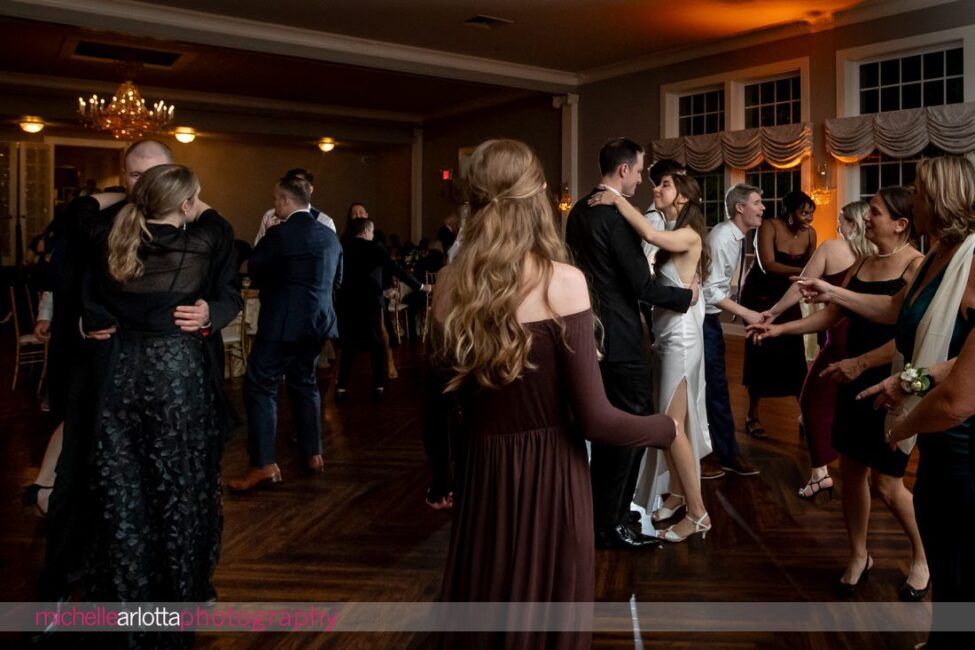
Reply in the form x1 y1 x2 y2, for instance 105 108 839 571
839 200 876 258
441 139 566 392
108 164 199 282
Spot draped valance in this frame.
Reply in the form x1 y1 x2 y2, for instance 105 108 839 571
825 102 975 163
651 122 812 171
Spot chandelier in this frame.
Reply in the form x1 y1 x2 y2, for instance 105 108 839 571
78 80 175 140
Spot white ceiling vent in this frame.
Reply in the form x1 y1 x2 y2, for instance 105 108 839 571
463 15 514 30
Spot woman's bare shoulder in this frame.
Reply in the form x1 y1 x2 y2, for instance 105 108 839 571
548 262 591 316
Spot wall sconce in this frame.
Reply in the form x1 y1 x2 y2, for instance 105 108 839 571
173 126 197 143
557 183 573 213
809 160 835 207
19 115 45 134
318 137 336 153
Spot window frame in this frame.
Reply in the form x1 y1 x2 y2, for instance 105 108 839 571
660 58 811 229
835 26 975 207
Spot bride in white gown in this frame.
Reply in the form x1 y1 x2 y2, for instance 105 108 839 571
589 172 711 542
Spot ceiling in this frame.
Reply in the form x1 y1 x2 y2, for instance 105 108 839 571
0 0 948 141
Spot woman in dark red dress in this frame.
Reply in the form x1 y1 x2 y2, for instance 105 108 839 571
429 139 677 650
762 201 875 498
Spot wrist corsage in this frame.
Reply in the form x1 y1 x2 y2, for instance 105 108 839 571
899 363 934 397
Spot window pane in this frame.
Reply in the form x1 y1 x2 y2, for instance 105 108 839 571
881 163 900 187
946 47 963 77
860 62 879 88
861 88 879 114
902 160 919 187
692 93 705 113
745 108 759 129
760 105 774 126
776 78 791 101
717 112 725 131
760 81 775 104
705 113 718 133
679 117 691 136
902 83 922 109
923 51 944 79
881 85 900 112
692 114 705 134
679 95 691 115
706 91 719 112
946 77 964 104
924 79 944 106
902 55 922 83
861 164 879 195
881 59 900 85
791 76 800 98
762 174 775 197
776 104 791 125
792 101 801 123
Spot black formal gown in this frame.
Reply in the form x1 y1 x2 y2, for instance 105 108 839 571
80 211 239 616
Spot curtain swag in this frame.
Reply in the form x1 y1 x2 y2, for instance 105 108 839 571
652 122 812 171
825 102 975 163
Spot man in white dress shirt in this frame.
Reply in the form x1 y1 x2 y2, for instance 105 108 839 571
254 168 335 244
700 183 765 479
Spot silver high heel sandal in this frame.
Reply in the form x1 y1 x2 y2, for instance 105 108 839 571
651 493 686 522
661 511 711 543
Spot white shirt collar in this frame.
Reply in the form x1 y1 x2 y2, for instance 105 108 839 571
597 184 624 198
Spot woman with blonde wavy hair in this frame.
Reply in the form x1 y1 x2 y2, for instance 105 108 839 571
79 163 240 613
430 139 676 648
762 200 876 500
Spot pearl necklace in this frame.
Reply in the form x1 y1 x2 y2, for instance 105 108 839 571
875 241 910 258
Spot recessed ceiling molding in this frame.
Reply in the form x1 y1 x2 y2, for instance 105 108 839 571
0 71 424 125
578 0 959 85
0 0 578 92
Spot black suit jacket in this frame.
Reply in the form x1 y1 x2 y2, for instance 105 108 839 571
565 189 692 363
249 211 342 342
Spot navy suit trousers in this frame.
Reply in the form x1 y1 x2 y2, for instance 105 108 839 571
703 313 739 464
244 337 324 467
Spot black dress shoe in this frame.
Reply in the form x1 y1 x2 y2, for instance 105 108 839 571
595 524 662 550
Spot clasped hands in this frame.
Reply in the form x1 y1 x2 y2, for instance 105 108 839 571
85 299 212 339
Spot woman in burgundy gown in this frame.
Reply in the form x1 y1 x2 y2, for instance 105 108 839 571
429 139 677 650
739 191 817 438
762 201 875 498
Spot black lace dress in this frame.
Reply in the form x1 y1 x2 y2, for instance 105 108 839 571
80 211 240 615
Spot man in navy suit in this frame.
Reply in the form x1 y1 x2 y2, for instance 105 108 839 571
228 175 342 491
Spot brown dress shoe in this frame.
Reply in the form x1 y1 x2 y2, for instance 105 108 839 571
700 455 726 480
227 464 282 492
306 454 324 473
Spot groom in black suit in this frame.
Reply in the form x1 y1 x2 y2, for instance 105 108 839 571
565 138 695 550
229 175 342 492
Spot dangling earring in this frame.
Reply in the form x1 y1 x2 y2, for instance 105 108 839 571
788 216 794 226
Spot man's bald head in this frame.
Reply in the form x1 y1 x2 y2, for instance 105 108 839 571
121 139 174 195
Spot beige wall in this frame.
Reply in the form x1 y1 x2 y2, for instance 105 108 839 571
421 95 562 239
578 0 975 240
169 138 408 244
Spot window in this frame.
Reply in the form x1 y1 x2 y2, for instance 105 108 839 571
678 89 724 136
859 47 963 114
687 169 726 228
858 145 945 201
744 76 801 128
745 162 801 218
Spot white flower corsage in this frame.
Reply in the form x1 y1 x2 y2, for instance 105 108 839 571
899 363 934 396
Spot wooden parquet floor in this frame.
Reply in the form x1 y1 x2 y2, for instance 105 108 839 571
0 331 925 649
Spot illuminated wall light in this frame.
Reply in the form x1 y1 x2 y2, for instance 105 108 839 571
318 137 336 153
19 115 45 134
173 126 197 144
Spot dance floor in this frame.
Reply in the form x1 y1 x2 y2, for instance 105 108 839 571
1 332 925 649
